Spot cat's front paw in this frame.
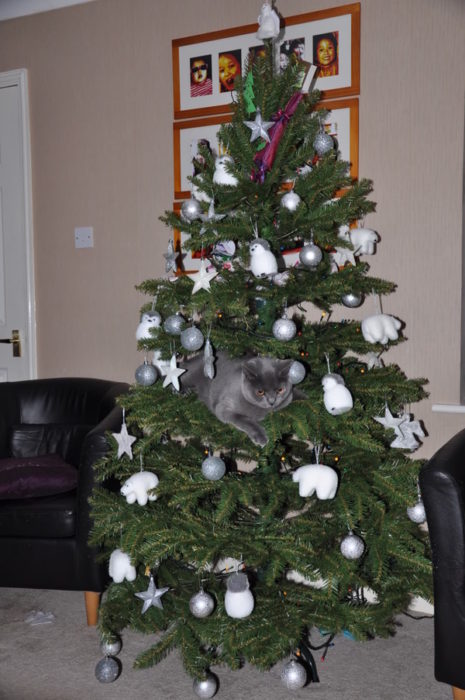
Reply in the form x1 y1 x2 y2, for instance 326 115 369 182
250 427 268 447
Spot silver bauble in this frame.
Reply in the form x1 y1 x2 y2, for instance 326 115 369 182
280 660 307 690
272 316 297 342
163 314 185 335
181 197 202 222
407 500 426 524
180 326 204 351
340 531 365 560
280 191 301 212
313 131 334 156
189 589 215 618
202 455 226 480
135 362 158 386
100 638 122 656
288 360 306 384
94 656 120 683
299 242 322 268
341 291 364 308
193 672 218 698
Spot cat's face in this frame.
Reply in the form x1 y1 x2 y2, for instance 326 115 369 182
241 357 293 409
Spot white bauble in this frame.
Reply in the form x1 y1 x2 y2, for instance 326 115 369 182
340 532 365 560
322 373 353 415
292 463 338 499
280 190 301 212
407 500 426 524
224 573 254 618
361 313 401 345
136 311 162 341
213 155 238 186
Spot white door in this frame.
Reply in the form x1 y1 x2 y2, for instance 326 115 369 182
0 69 36 381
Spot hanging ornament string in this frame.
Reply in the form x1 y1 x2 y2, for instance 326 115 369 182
252 92 304 183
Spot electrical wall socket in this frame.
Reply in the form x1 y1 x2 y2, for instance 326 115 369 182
74 226 94 248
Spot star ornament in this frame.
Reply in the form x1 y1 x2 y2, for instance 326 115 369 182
163 239 178 273
190 259 218 294
135 575 169 614
244 108 274 143
373 406 405 433
112 421 136 459
199 201 226 235
160 353 186 391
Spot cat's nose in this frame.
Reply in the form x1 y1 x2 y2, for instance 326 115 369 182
268 396 276 405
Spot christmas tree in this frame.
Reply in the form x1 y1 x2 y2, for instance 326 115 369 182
90 17 431 696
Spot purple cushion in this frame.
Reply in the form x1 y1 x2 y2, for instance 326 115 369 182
0 454 78 500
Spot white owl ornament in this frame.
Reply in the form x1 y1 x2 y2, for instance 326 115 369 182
249 238 278 278
213 155 238 186
136 311 162 341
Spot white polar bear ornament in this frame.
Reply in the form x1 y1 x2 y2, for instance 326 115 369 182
361 313 401 345
120 471 159 506
109 548 137 583
213 155 238 186
292 464 339 499
350 228 379 255
322 373 353 415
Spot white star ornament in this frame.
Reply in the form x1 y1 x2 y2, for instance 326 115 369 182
190 259 218 294
160 353 186 391
134 575 169 614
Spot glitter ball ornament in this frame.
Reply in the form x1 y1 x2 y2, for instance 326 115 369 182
202 455 226 480
340 531 365 560
407 499 426 524
181 197 202 222
164 314 185 335
189 589 215 618
288 360 306 384
135 361 158 386
95 656 120 683
225 572 255 618
299 242 322 268
280 659 307 690
341 291 363 308
180 326 204 351
100 638 122 656
313 131 334 156
272 315 297 342
280 190 301 212
193 672 218 698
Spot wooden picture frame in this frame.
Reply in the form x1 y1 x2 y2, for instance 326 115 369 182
172 3 360 119
316 97 359 180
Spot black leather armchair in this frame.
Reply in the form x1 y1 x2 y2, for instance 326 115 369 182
0 377 128 625
419 429 465 700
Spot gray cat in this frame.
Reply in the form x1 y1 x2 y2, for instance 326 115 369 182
181 352 296 446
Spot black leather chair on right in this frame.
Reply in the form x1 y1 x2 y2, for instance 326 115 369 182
420 429 465 700
0 377 128 625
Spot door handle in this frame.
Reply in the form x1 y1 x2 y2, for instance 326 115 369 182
0 330 21 357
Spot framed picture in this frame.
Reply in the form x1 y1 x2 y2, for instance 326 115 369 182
173 114 232 200
173 98 358 199
316 97 359 180
172 3 360 119
172 202 214 275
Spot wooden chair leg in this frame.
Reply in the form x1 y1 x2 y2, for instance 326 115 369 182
84 591 100 626
452 687 465 700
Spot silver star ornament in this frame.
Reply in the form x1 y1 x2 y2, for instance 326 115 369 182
160 353 186 391
199 201 226 235
134 575 169 614
373 406 405 433
112 421 136 459
163 239 177 273
244 108 274 143
190 259 218 294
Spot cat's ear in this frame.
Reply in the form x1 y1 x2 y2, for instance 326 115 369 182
277 359 293 380
242 358 260 381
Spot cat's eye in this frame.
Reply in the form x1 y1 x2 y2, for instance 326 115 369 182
256 389 265 396
277 387 285 394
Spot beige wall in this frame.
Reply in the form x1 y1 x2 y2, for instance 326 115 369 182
0 0 464 457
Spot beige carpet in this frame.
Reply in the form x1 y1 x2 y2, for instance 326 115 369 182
0 588 449 700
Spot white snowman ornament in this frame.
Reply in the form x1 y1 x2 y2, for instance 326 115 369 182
136 311 162 341
292 463 338 500
249 238 278 278
361 313 401 345
213 155 238 186
322 373 353 415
